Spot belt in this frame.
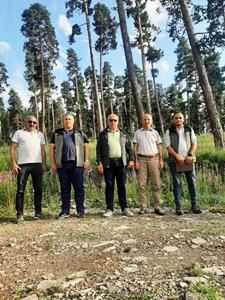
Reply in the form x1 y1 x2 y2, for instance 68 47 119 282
138 154 159 158
109 157 122 161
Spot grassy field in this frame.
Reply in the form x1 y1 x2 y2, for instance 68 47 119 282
0 133 224 216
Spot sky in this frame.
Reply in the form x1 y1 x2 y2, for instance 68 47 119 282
0 0 178 108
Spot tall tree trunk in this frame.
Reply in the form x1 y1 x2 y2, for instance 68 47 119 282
100 43 106 127
75 75 83 129
84 0 103 133
117 0 143 127
135 0 151 114
40 45 46 138
179 0 224 149
151 62 164 137
92 92 96 141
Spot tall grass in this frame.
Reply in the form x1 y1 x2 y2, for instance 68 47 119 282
0 133 224 215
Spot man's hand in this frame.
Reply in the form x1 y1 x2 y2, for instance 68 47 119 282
135 160 140 170
12 163 21 175
185 156 193 164
51 162 57 172
97 163 104 174
176 155 185 164
83 161 90 170
159 159 164 170
128 161 134 168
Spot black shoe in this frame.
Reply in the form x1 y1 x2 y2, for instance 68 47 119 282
57 212 70 220
16 214 24 224
190 206 202 214
34 213 42 220
154 208 165 216
77 212 84 218
176 208 184 216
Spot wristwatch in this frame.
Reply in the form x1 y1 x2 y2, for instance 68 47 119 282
85 160 90 163
187 153 192 157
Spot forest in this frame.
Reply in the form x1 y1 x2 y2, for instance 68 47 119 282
0 0 224 149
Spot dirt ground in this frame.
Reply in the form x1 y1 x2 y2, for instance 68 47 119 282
0 210 225 299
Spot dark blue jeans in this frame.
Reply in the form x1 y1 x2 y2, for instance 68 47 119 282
57 162 84 214
169 162 197 209
16 163 43 215
103 165 127 211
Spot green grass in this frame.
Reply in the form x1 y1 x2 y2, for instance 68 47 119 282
0 133 225 215
190 279 224 300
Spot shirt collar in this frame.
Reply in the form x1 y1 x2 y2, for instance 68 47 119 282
141 127 153 131
107 128 119 133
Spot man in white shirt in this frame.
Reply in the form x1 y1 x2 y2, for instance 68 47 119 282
164 112 202 215
133 114 165 215
10 116 46 223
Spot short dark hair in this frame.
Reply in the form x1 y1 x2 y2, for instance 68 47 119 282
172 111 184 119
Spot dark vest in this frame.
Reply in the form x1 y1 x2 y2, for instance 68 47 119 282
168 125 195 162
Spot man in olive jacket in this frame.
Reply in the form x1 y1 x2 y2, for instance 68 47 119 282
96 114 134 217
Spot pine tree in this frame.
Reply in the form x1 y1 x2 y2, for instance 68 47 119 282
160 0 224 149
21 3 59 136
116 0 143 126
66 0 103 133
93 3 118 127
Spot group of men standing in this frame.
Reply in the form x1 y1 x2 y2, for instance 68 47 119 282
10 111 202 223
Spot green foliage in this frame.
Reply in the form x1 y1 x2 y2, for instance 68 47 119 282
110 291 155 300
0 135 224 215
190 279 224 300
190 263 203 277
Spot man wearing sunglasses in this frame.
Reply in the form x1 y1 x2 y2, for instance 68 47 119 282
10 116 46 223
96 113 134 217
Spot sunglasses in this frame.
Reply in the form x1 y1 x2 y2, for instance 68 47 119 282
28 120 37 125
109 119 117 122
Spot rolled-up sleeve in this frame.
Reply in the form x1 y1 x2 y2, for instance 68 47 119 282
164 129 170 148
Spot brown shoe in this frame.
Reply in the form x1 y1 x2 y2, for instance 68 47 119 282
138 209 147 215
154 208 165 216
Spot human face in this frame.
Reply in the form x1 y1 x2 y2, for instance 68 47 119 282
26 117 37 132
107 114 119 131
64 114 74 130
141 114 152 130
172 113 184 128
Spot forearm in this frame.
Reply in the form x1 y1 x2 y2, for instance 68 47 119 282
84 144 89 161
166 146 179 160
41 146 46 165
157 144 163 160
188 144 197 155
49 144 55 164
133 144 138 161
10 144 17 165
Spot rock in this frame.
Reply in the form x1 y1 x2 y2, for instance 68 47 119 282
191 237 207 245
133 256 148 263
185 291 199 300
202 266 225 276
103 246 117 253
183 277 207 284
79 288 94 296
179 281 188 288
21 295 38 300
39 232 56 238
66 270 87 280
63 277 85 288
92 241 117 248
162 246 179 253
123 265 138 273
122 239 137 245
37 279 59 291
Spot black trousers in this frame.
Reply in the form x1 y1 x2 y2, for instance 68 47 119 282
16 163 43 215
103 162 127 211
